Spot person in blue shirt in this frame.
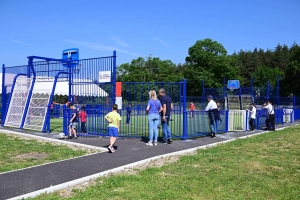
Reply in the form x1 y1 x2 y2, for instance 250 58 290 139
126 103 132 125
146 90 162 146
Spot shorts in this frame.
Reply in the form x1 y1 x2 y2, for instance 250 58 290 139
108 127 118 137
69 122 77 128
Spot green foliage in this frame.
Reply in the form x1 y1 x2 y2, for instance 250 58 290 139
117 56 183 82
115 39 300 96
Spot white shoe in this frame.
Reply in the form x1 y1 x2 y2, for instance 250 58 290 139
146 142 153 146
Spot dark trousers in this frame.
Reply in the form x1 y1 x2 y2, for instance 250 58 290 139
266 114 275 131
249 118 255 131
126 114 131 124
81 122 87 133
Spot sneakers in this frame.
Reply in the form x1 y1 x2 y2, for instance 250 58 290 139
146 142 153 146
167 139 172 144
108 146 115 153
154 142 158 146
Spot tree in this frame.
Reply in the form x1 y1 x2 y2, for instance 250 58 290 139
184 38 241 96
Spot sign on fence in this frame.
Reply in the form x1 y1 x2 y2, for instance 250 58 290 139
99 71 111 83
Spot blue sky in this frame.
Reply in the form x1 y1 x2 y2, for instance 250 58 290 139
0 0 300 67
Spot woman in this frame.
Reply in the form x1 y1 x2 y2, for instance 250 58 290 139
146 90 162 146
247 103 256 132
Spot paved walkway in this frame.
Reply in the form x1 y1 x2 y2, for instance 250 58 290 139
0 123 294 200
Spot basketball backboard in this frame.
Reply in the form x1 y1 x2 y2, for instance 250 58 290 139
62 48 79 68
227 80 240 89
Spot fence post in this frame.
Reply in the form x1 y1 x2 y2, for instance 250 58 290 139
225 110 229 132
182 79 187 140
112 50 117 106
202 79 205 110
180 79 182 113
2 64 6 126
256 111 260 130
245 110 249 131
63 104 68 135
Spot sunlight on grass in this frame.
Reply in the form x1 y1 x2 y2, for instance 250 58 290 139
33 125 300 199
0 133 87 173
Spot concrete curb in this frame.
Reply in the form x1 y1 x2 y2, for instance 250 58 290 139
9 124 298 200
0 129 108 152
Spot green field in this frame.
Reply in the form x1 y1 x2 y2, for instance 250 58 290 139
33 125 300 199
0 133 88 173
49 112 225 138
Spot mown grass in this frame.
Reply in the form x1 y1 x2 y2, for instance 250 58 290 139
0 133 87 173
33 125 300 199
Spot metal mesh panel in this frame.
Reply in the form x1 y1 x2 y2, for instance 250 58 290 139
23 77 54 131
4 77 32 128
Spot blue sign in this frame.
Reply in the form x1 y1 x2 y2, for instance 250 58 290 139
227 80 240 89
62 48 79 68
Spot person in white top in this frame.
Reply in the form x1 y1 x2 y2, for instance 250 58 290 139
247 103 256 132
263 100 275 131
205 95 219 138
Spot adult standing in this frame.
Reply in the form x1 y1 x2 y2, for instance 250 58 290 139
247 103 256 132
146 90 162 146
126 103 132 125
263 101 275 131
205 95 219 138
158 88 173 144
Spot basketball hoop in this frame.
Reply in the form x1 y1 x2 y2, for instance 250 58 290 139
73 64 81 74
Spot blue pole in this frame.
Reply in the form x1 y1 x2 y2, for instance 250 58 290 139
202 79 205 110
2 64 6 125
225 110 229 132
179 79 182 113
63 104 67 135
245 110 249 131
182 79 187 140
112 51 117 105
68 60 72 103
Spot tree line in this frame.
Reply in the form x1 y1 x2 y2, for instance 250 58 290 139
117 38 300 97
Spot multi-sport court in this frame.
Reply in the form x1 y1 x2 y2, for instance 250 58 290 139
1 49 300 139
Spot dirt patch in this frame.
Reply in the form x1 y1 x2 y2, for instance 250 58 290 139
15 152 49 160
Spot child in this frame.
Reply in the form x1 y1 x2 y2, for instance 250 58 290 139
190 102 195 118
247 103 256 132
105 104 121 153
79 105 87 134
68 103 78 139
126 103 132 125
216 102 223 124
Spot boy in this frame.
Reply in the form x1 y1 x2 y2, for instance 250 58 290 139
79 105 87 134
68 103 78 139
126 103 132 125
105 104 121 153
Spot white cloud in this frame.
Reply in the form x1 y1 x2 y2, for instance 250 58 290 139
153 37 169 46
111 36 129 48
11 39 33 46
63 39 140 57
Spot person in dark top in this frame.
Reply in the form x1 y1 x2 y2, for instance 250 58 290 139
68 103 78 139
126 103 132 125
158 88 173 144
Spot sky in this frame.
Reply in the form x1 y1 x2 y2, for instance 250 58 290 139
0 0 300 67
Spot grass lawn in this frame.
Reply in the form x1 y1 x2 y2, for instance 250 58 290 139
0 133 88 173
33 125 300 199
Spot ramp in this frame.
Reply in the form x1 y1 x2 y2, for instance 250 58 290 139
4 76 33 128
23 78 55 131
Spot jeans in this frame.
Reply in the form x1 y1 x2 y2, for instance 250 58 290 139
209 113 217 134
148 114 160 142
162 116 172 141
81 122 87 133
249 118 255 131
126 113 131 124
266 114 275 131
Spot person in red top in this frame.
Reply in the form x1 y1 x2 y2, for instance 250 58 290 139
190 102 195 118
79 105 87 133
